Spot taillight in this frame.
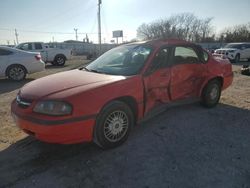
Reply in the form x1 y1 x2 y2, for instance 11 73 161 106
35 54 41 61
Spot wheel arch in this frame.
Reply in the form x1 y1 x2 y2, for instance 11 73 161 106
93 96 138 148
5 64 28 76
114 96 138 122
200 76 223 96
54 54 67 61
97 96 139 124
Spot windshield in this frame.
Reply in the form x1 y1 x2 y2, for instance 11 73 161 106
224 44 242 49
86 44 152 76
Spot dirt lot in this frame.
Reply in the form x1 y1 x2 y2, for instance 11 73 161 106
0 58 250 188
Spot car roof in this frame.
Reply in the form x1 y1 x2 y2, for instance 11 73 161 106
0 46 38 54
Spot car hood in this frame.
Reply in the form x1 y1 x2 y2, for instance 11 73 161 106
19 69 126 100
215 48 238 51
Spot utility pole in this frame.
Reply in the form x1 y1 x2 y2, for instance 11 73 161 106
74 28 78 41
98 0 102 55
15 29 19 44
86 34 89 43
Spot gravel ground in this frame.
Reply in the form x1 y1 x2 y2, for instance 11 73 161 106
0 59 249 188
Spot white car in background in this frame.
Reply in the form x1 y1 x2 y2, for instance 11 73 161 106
0 46 45 81
16 42 72 66
214 43 250 63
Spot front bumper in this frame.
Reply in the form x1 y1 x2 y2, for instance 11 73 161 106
223 72 233 90
214 51 236 60
11 100 96 144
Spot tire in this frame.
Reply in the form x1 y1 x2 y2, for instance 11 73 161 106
54 55 66 66
94 101 134 149
201 79 222 108
234 54 240 63
6 65 26 81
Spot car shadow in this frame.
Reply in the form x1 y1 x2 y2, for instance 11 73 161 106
0 103 250 187
45 64 70 69
233 61 250 66
0 78 35 94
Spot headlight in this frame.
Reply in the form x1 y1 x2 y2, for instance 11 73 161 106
33 101 72 116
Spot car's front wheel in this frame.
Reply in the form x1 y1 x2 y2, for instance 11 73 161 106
6 65 27 81
94 101 134 149
201 79 222 108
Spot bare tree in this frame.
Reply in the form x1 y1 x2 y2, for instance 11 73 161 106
137 13 214 42
220 23 250 42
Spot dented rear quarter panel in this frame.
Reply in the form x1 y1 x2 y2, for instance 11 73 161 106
199 54 233 96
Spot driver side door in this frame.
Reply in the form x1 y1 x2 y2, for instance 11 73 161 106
143 47 172 114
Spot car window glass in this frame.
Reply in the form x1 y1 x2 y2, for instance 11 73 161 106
241 45 246 49
174 46 199 64
86 45 152 76
153 48 169 68
246 44 250 48
0 49 13 56
34 43 42 50
20 43 32 50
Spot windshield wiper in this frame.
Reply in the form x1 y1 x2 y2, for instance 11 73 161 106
79 66 89 71
80 67 106 74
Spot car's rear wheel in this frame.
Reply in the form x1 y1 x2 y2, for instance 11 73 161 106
201 79 222 108
54 55 66 66
6 65 26 81
94 101 134 149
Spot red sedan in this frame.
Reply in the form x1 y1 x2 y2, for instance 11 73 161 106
11 39 233 149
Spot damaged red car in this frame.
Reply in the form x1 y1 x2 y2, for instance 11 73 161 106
11 39 233 149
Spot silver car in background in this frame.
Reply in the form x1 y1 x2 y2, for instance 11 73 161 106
0 46 45 81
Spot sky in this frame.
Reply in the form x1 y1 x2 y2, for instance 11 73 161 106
0 0 250 45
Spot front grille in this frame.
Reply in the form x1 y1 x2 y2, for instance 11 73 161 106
16 95 33 109
216 50 226 54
